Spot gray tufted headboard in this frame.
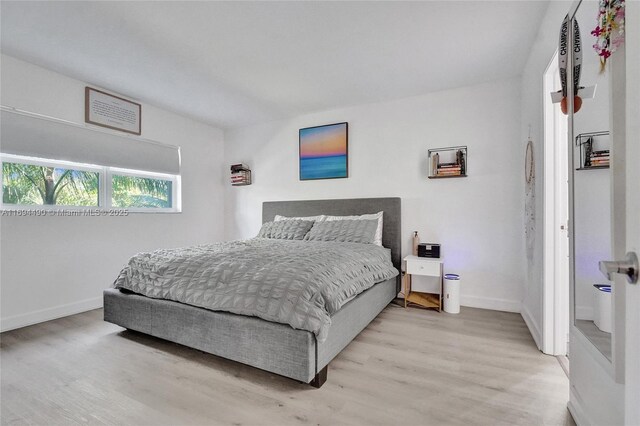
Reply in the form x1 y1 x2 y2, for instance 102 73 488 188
262 197 401 274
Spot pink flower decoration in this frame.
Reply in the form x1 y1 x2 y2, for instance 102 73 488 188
592 0 625 71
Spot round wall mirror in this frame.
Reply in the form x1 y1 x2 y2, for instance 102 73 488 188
525 140 534 184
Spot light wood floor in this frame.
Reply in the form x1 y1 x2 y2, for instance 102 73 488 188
1 304 574 426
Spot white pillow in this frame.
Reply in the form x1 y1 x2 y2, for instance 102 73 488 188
274 214 325 222
321 212 383 246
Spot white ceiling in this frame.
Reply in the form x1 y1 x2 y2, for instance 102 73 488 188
1 1 549 129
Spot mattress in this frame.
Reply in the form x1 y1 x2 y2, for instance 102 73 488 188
113 238 399 341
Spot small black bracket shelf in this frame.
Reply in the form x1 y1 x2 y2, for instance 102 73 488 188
427 146 467 179
575 131 609 170
576 165 609 171
428 174 467 179
231 163 252 186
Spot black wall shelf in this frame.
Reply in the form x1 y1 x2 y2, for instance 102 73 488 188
575 131 609 170
428 174 467 179
231 163 252 186
576 165 609 171
427 146 467 179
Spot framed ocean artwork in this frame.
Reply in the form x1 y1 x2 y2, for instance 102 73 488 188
299 122 348 180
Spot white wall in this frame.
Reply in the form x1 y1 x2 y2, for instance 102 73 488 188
225 78 524 312
519 0 572 346
0 54 226 331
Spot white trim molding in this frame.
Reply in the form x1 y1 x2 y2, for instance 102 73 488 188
521 304 542 350
460 295 521 313
0 296 103 332
568 389 591 426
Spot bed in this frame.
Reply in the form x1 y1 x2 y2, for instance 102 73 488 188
103 197 401 388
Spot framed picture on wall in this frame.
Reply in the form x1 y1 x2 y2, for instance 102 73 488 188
85 87 142 135
299 122 348 180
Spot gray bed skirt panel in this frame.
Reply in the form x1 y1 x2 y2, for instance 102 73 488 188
317 276 396 369
104 277 396 384
104 288 316 382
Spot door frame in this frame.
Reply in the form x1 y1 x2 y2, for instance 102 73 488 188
542 50 569 356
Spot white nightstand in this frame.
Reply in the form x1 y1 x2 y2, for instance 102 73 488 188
403 255 443 311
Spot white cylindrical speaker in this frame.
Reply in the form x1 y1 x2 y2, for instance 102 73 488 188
593 284 612 333
443 274 460 314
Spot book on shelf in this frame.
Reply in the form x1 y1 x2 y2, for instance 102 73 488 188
230 163 250 172
585 146 610 167
434 160 463 175
230 167 251 185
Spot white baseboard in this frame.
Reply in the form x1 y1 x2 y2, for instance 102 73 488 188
521 304 542 350
568 389 590 426
402 293 521 313
460 294 521 313
0 296 103 332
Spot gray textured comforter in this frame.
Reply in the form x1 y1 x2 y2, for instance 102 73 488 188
113 239 398 341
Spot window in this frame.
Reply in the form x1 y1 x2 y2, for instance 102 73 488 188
110 169 179 212
1 154 180 212
2 156 101 207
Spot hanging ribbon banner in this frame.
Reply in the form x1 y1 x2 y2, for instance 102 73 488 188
557 15 583 114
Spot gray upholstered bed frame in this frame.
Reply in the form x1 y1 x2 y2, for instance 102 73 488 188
104 197 401 388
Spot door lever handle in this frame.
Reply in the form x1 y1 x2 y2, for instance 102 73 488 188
599 252 639 284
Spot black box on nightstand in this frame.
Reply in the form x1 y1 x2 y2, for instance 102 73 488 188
418 243 440 258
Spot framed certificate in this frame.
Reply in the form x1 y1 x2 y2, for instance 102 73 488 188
85 87 141 135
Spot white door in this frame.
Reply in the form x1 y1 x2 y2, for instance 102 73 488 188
624 1 639 421
566 0 638 424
